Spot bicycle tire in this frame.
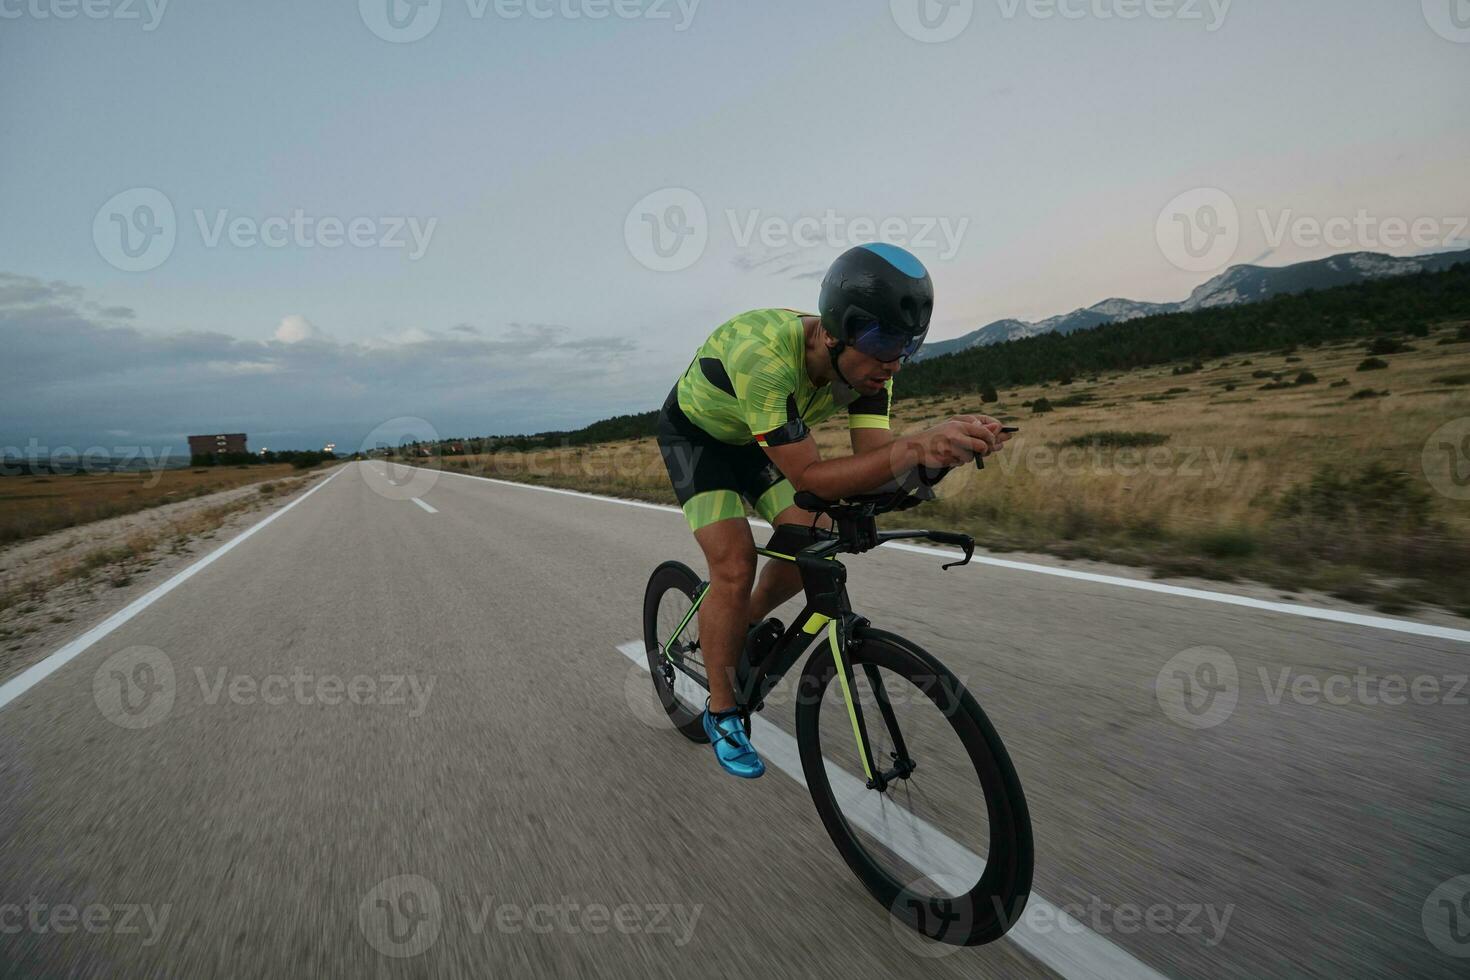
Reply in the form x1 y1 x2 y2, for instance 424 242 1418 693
643 560 712 743
795 626 1033 946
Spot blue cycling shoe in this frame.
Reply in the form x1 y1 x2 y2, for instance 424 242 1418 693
702 704 765 779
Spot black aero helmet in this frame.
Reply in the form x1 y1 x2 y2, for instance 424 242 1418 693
819 243 934 362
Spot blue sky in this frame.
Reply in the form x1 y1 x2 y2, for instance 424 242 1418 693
3 0 1467 452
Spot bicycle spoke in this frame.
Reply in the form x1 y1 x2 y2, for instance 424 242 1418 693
815 655 991 899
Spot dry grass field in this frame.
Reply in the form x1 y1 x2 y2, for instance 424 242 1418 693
419 323 1470 615
0 464 304 548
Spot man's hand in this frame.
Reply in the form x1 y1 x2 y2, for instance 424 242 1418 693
905 415 1011 469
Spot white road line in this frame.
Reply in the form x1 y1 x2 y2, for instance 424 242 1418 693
615 641 1172 980
429 466 1470 644
411 497 438 514
879 542 1470 644
0 469 343 713
436 467 684 515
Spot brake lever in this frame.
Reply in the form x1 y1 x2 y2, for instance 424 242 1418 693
924 530 975 570
974 426 1020 470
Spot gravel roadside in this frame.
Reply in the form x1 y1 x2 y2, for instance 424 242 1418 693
0 466 340 686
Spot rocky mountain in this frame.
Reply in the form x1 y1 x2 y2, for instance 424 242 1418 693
917 248 1470 360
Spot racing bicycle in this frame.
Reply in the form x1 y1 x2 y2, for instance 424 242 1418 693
641 468 1033 946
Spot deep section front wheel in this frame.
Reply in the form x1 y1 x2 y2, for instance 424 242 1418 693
794 626 1033 946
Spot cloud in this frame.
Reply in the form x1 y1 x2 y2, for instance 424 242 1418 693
730 249 827 282
0 272 652 452
274 314 325 344
731 249 802 273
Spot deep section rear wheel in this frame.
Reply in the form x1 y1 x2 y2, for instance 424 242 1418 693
794 626 1033 946
643 561 712 742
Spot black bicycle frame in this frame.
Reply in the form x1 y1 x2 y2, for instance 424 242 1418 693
664 514 973 789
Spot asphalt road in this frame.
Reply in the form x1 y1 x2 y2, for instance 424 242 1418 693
1 461 1466 978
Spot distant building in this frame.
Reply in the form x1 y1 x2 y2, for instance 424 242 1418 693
188 433 248 459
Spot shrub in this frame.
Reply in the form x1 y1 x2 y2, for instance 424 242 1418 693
980 383 999 403
1459 325 1470 341
1252 370 1275 379
1198 528 1258 560
1165 387 1190 395
1052 392 1096 408
1367 337 1413 356
1285 356 1302 363
1275 463 1432 531
1224 383 1237 392
1294 371 1318 385
1058 431 1169 449
1432 375 1470 387
1031 397 1054 414
1350 389 1389 400
1330 379 1350 388
1357 358 1389 372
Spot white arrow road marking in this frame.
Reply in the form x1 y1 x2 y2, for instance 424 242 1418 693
616 641 1173 980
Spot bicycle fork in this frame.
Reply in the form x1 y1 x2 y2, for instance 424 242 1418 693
827 616 916 792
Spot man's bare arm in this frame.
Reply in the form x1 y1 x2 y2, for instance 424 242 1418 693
762 416 1007 501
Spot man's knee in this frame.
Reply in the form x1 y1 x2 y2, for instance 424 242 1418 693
709 549 756 591
695 521 757 590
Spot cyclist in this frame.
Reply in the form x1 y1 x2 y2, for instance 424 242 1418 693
656 243 1010 778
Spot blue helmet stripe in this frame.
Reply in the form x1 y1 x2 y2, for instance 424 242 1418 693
859 242 927 279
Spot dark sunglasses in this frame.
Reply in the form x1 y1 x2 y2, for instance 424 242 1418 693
850 321 924 363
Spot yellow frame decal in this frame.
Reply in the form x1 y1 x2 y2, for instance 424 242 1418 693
828 621 873 781
802 613 831 635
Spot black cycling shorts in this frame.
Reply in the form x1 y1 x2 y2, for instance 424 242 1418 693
657 388 797 531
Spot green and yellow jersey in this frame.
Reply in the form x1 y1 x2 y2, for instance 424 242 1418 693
674 308 892 448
